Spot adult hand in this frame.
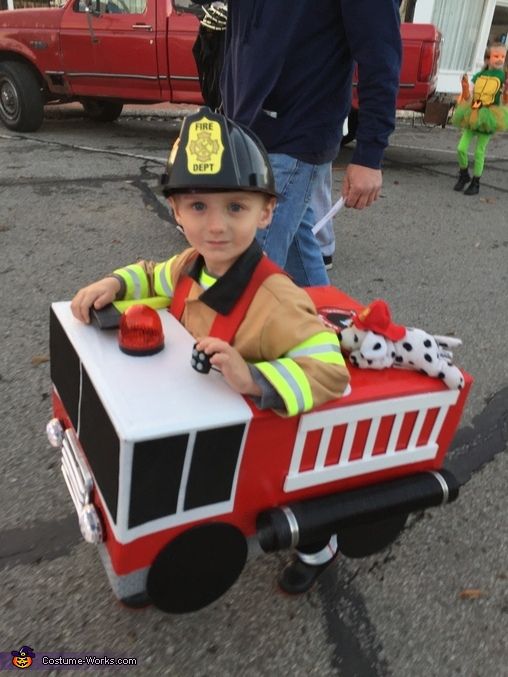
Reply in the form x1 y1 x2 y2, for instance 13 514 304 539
194 336 262 397
70 277 121 324
342 163 382 209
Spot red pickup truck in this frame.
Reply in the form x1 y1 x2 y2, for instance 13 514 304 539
0 0 441 135
346 21 442 143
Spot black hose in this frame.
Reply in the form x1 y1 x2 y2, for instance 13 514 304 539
256 469 459 552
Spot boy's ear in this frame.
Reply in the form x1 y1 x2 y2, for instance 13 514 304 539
168 196 181 224
258 196 276 230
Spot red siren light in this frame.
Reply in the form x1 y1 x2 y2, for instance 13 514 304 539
118 305 164 356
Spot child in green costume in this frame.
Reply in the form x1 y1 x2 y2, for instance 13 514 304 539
452 43 508 195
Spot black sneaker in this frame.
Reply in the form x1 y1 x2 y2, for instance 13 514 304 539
322 255 333 271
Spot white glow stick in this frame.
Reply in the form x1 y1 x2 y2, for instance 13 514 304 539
312 196 345 235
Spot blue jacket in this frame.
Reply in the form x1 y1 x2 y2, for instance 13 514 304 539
221 0 402 168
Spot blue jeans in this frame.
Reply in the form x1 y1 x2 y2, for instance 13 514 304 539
312 162 335 257
256 154 330 287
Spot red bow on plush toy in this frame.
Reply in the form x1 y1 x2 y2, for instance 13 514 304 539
353 299 406 341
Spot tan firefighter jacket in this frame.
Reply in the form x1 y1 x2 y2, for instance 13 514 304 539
112 241 349 416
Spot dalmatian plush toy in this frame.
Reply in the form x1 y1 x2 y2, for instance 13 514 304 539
339 299 465 390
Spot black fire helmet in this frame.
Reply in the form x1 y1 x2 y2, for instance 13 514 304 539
160 107 277 198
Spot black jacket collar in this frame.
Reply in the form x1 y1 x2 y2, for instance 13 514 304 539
187 240 264 315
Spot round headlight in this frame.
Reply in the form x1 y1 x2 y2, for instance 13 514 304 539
79 503 104 544
46 418 64 448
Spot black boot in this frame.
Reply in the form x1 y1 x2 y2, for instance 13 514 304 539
453 168 470 191
279 536 338 594
464 176 480 196
278 553 338 594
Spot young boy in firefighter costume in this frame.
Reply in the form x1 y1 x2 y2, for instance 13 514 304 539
452 42 508 195
70 107 350 595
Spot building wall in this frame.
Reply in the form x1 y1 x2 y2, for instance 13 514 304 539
413 0 507 93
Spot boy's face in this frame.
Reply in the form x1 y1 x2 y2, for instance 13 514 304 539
169 192 275 277
489 47 506 70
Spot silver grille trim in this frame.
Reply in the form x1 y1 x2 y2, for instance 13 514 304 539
61 428 93 511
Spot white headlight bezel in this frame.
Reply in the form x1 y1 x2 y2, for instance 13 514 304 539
79 503 104 544
46 418 64 448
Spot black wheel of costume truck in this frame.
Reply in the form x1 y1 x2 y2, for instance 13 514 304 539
147 522 248 614
81 98 124 122
338 512 409 558
0 61 44 132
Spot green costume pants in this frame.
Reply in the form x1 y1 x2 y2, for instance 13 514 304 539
457 129 491 177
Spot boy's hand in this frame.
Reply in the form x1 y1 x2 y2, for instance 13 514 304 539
71 277 121 324
195 337 262 397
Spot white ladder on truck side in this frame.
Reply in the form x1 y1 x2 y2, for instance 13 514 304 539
284 390 459 493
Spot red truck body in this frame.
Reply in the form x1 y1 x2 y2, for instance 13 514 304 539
351 23 441 113
46 285 471 614
0 0 441 133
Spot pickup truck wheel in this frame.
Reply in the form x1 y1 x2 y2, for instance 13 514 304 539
341 108 359 146
82 99 124 122
0 62 44 132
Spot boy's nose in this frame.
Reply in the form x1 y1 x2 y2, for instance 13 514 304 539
206 209 226 232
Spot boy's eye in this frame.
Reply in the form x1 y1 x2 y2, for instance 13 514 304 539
190 202 206 211
228 202 244 213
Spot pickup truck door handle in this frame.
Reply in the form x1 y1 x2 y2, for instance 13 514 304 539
132 23 152 30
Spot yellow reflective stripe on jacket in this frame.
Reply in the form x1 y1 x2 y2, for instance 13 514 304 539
113 264 150 299
255 359 313 416
286 331 346 366
153 256 177 298
113 296 170 313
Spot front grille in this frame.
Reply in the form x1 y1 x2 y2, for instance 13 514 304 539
61 428 93 514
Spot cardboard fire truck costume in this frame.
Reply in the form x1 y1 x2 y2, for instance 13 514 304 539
47 108 472 614
48 286 471 614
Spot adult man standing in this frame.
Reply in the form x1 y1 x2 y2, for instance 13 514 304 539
221 0 402 592
220 0 402 288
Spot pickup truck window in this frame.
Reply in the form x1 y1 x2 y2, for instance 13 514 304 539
173 0 205 16
75 0 147 14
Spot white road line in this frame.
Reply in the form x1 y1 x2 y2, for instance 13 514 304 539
2 133 506 163
0 132 166 164
389 142 507 161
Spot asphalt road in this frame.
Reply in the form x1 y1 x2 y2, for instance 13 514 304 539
0 108 507 677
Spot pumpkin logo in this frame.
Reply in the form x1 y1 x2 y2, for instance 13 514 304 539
11 646 35 669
